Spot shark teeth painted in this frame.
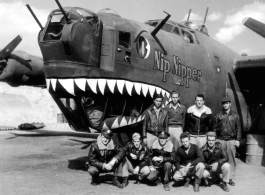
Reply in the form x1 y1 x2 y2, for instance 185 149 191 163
134 82 141 95
103 115 145 130
117 80 125 94
47 77 173 112
125 81 133 96
107 80 116 93
87 79 97 94
98 79 107 95
141 83 148 97
75 78 86 91
58 79 75 95
50 79 57 91
46 79 50 90
47 78 170 99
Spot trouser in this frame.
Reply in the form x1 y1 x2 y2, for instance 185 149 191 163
147 162 172 184
217 139 236 180
190 134 207 148
173 162 205 183
168 126 183 151
202 163 230 183
121 157 150 180
147 133 158 149
88 158 125 179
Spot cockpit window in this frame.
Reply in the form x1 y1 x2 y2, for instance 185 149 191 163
182 30 195 44
163 23 173 32
50 13 64 23
119 31 131 48
172 27 180 35
145 21 158 27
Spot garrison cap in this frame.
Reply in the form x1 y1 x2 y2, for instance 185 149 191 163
158 131 170 139
206 131 216 137
221 97 231 103
101 129 113 139
153 93 164 101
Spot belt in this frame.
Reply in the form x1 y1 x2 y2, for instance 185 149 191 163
190 134 206 137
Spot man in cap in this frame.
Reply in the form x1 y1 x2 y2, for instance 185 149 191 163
185 94 213 148
87 129 126 188
173 132 205 192
142 94 169 149
121 133 151 187
213 97 241 186
147 131 174 191
165 91 186 151
201 131 230 192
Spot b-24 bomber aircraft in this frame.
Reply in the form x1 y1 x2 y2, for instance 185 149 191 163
5 0 265 135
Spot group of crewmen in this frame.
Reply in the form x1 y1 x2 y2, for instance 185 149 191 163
87 91 242 192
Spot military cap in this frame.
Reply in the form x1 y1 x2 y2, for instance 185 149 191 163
206 131 216 137
221 97 231 103
158 131 170 139
101 129 113 139
153 93 164 101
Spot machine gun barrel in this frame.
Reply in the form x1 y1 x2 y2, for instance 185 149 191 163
26 4 43 30
54 0 70 23
203 7 209 25
151 11 171 37
187 9 192 21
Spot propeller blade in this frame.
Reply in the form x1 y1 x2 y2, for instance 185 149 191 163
243 17 265 38
0 35 22 60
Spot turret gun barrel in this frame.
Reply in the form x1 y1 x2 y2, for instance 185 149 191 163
54 0 70 23
26 4 44 30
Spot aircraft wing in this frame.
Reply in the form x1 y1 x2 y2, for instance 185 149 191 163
233 17 265 99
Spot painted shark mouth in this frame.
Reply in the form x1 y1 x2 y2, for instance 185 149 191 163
46 78 171 131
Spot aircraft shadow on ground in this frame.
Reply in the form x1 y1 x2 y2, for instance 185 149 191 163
68 139 95 171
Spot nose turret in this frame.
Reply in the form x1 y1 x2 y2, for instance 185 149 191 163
38 7 102 71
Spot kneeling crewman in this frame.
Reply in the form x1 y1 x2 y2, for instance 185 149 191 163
148 131 174 191
201 131 230 192
173 132 205 192
121 133 151 187
87 129 126 188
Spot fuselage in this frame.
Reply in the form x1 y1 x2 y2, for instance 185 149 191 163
38 7 250 132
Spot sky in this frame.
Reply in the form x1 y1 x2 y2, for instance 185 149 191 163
1 0 265 57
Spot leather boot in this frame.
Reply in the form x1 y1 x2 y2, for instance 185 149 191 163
228 179 235 186
91 175 99 186
122 177 129 187
184 177 191 188
222 182 230 192
194 178 201 192
163 182 170 191
112 176 123 188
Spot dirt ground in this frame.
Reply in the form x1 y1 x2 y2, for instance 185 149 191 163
0 130 265 195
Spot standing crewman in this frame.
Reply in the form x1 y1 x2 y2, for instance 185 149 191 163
213 97 241 186
185 94 213 148
165 91 186 151
142 94 168 149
